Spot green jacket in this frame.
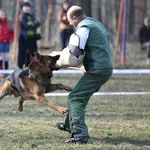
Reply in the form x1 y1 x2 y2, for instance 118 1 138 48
76 17 112 71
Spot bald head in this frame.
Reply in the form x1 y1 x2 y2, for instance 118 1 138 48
67 5 86 27
67 5 85 18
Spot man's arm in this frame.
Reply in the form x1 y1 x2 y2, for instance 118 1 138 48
69 26 89 49
67 27 89 72
68 27 89 58
49 27 89 68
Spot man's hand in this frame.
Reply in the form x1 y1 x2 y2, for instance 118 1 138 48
80 66 86 73
67 66 86 73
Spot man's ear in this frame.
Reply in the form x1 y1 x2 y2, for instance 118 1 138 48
73 16 77 21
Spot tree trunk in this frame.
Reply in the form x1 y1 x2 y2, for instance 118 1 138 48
0 0 2 8
11 0 21 62
35 0 41 51
75 0 91 16
101 0 108 25
143 0 147 19
43 2 51 47
91 0 101 20
97 0 101 20
128 0 134 35
112 0 117 34
83 0 91 16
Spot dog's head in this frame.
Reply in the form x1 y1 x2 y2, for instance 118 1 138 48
28 52 60 81
30 52 60 70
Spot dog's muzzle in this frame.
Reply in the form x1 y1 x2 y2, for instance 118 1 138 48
51 64 60 71
51 55 60 71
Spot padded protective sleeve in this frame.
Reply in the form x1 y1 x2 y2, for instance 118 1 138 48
68 44 84 58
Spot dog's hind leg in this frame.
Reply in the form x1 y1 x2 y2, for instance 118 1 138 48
33 93 68 113
46 84 72 92
18 97 25 112
0 80 11 100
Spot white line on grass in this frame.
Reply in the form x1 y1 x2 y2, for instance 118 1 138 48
1 69 150 74
45 92 150 96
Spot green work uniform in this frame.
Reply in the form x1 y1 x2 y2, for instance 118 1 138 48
65 17 113 138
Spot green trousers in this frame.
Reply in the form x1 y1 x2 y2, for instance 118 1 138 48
64 68 113 138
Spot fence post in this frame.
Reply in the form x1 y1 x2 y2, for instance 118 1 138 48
113 0 124 64
121 0 127 65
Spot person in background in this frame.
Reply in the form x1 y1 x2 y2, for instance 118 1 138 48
56 6 113 144
18 2 40 69
0 10 13 71
58 2 74 50
139 16 150 64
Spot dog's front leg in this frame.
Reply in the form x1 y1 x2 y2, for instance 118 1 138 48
33 94 68 113
18 97 25 112
0 80 11 100
47 84 72 92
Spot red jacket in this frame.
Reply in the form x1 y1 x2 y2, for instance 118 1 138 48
0 19 14 42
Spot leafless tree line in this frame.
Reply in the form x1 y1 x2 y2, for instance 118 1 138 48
0 0 150 49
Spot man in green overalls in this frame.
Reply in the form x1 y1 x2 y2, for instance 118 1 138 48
56 5 113 144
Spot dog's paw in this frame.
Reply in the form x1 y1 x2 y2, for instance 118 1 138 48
65 86 72 91
58 106 68 114
18 106 23 112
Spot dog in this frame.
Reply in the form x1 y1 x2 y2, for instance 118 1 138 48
0 52 72 113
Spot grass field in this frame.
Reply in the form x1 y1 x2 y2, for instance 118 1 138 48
0 42 149 149
0 73 149 150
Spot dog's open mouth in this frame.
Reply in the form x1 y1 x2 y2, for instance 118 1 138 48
51 64 59 71
50 55 60 71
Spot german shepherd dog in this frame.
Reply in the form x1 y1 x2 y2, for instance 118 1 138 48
0 52 72 113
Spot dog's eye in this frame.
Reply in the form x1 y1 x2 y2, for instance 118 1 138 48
48 60 52 64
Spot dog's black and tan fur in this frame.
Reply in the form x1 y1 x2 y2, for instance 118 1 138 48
0 52 72 113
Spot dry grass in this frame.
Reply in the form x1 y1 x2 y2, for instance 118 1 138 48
0 41 149 149
0 73 149 149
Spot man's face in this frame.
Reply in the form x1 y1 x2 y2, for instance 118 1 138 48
67 13 78 28
22 6 31 13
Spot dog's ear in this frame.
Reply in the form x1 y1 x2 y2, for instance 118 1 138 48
53 55 60 60
34 52 42 60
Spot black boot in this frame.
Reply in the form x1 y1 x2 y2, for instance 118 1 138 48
65 136 89 144
56 122 71 133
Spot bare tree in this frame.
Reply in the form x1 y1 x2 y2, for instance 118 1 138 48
128 0 135 35
75 0 91 16
0 0 2 8
11 0 21 62
43 0 52 47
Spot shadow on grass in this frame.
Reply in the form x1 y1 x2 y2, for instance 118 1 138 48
90 136 150 146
